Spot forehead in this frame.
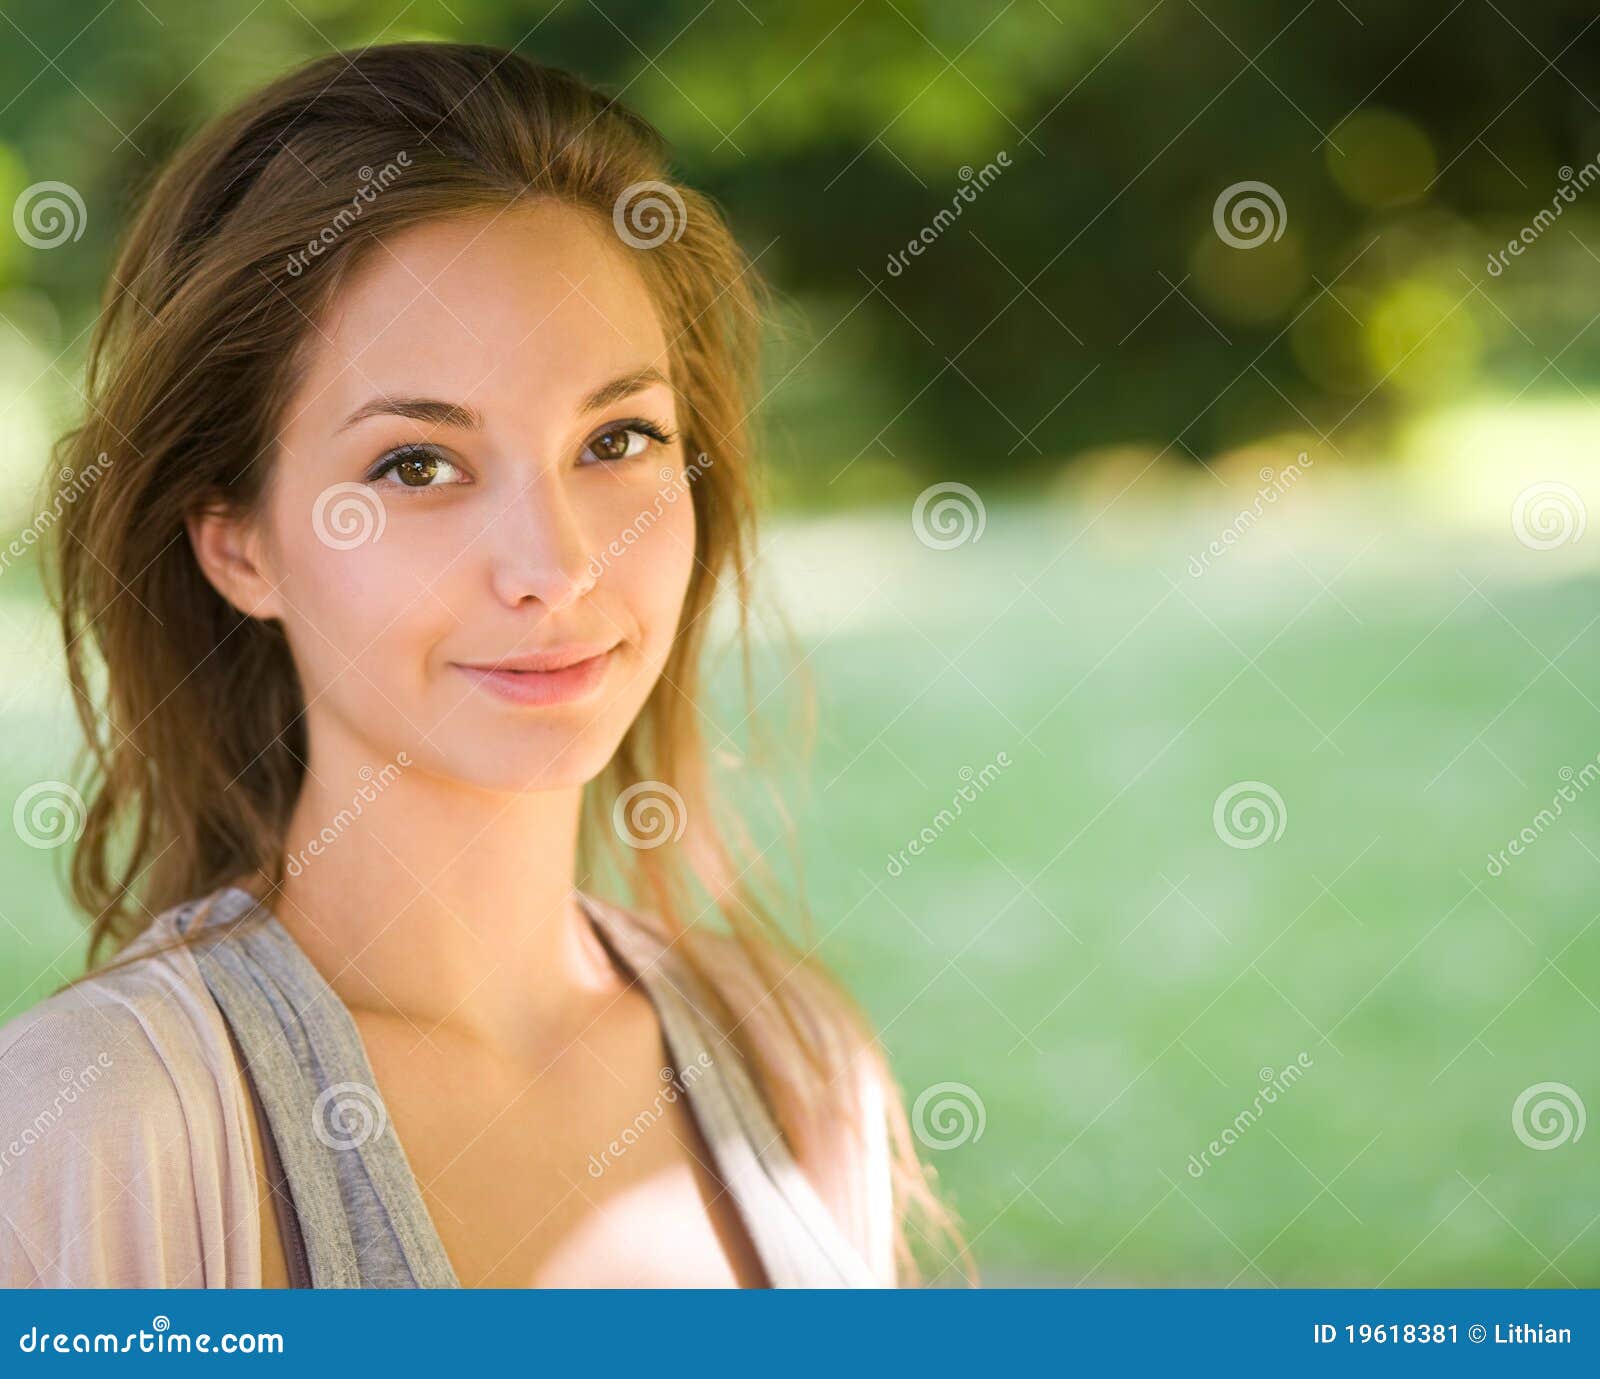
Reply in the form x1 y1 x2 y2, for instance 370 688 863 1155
298 201 671 423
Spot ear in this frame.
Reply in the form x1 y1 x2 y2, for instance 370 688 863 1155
185 501 284 623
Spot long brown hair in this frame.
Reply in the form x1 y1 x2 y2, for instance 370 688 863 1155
42 41 968 1283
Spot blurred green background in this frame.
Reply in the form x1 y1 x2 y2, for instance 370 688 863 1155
1 1 1597 1285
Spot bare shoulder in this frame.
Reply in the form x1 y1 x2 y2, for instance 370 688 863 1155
0 911 257 1286
668 917 901 1285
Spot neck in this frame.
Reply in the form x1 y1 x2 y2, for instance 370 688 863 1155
258 729 623 1052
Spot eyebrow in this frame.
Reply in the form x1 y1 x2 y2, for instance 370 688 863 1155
336 365 671 432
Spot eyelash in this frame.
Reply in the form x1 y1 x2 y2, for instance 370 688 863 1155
362 417 679 490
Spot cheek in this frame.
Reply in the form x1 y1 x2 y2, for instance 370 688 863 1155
599 482 697 658
269 488 454 687
266 473 699 711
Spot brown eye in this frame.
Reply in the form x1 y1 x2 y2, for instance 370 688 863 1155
579 419 672 467
588 428 636 461
581 424 662 465
367 446 466 491
393 452 439 486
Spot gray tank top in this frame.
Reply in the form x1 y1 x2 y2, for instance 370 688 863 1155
174 885 879 1288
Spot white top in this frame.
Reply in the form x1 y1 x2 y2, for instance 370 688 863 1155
0 890 896 1287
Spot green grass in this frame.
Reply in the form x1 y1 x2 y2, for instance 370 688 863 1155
3 474 1596 1286
742 475 1599 1286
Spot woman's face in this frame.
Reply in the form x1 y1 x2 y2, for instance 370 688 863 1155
219 201 697 791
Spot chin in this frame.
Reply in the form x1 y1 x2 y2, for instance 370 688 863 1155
437 730 625 794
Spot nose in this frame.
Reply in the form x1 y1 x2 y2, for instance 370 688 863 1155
486 467 598 612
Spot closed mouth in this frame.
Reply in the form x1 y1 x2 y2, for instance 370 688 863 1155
452 643 618 675
448 645 617 706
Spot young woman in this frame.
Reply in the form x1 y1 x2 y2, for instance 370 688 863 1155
0 42 964 1288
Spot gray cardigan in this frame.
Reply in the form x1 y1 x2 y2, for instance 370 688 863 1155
0 886 893 1287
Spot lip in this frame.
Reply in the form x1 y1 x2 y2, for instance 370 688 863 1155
450 645 616 707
